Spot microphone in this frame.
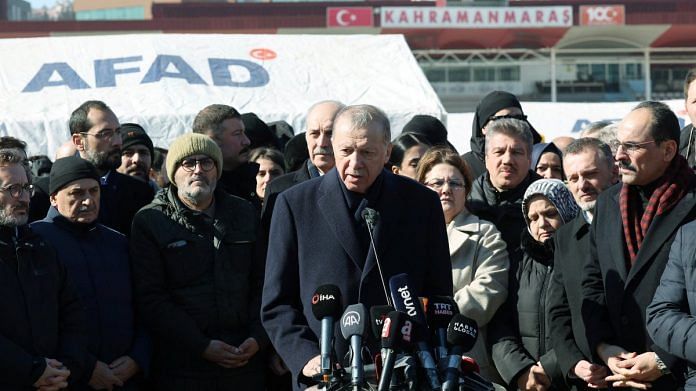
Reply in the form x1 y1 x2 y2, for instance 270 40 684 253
361 208 392 307
426 296 459 362
378 311 407 391
311 285 343 384
389 273 441 390
442 314 479 391
340 303 368 390
370 305 394 343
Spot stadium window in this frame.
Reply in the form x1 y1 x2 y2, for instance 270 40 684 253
498 67 520 81
424 68 446 83
473 68 495 82
449 68 471 82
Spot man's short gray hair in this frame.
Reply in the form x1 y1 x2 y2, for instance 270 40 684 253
333 104 391 144
306 100 346 118
564 137 615 171
485 118 533 156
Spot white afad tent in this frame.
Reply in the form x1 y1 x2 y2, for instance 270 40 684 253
0 33 446 157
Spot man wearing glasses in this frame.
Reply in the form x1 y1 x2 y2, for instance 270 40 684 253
0 149 88 391
29 100 154 236
583 101 695 390
130 133 268 390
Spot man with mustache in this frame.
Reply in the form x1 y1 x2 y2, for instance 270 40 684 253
583 101 696 390
32 156 149 390
193 104 262 211
117 123 158 190
29 101 154 236
547 138 618 390
466 118 541 265
262 105 452 390
0 149 88 391
130 133 268 390
260 100 344 239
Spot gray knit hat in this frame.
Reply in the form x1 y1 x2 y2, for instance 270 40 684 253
522 178 579 227
166 133 223 185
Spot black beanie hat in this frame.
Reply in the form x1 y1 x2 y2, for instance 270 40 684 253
402 115 448 146
49 156 100 195
120 123 154 158
242 112 278 150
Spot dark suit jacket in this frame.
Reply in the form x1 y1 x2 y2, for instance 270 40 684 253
548 213 594 389
582 182 696 389
29 171 153 236
261 160 312 240
261 169 453 389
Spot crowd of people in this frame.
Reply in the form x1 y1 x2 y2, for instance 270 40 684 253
1 67 696 391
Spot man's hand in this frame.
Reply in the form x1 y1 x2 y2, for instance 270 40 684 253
573 360 608 388
516 364 551 391
109 356 139 383
606 351 663 389
203 338 259 369
302 355 321 378
33 358 70 391
88 360 123 390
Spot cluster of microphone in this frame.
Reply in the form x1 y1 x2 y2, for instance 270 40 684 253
310 273 496 391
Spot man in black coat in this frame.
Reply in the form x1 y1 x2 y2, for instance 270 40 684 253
465 117 541 266
583 101 696 390
193 104 262 210
0 149 87 390
130 133 268 390
29 100 154 236
678 67 696 168
261 100 344 236
548 138 618 389
261 105 453 390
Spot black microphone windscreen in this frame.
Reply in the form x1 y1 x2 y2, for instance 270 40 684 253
311 284 343 320
446 314 479 352
340 303 368 339
370 305 394 340
426 296 459 329
381 311 407 349
389 273 428 326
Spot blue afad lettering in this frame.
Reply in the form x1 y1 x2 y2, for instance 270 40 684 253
22 55 269 92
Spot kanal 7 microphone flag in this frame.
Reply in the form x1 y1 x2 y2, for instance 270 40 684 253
327 7 374 28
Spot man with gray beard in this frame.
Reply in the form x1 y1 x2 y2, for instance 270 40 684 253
547 138 618 389
130 133 268 390
29 100 153 236
0 149 88 391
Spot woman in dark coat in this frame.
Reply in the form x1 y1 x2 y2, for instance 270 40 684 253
490 179 579 390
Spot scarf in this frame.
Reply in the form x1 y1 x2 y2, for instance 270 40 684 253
620 155 694 264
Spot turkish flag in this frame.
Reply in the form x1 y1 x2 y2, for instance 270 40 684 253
327 7 374 28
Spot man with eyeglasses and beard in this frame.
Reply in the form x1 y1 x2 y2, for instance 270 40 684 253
0 149 88 391
583 101 696 390
29 100 154 236
130 133 268 390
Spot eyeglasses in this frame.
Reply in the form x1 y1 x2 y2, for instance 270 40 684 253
0 183 34 199
616 140 657 154
488 114 528 123
425 179 465 191
80 129 122 141
180 158 215 172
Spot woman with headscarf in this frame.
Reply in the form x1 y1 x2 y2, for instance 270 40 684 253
490 179 579 391
417 147 509 383
464 91 542 179
531 143 564 180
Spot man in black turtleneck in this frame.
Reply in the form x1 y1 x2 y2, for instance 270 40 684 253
0 149 87 391
466 117 541 267
31 156 149 391
582 101 696 390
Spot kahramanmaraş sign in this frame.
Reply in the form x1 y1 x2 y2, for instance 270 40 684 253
381 6 572 28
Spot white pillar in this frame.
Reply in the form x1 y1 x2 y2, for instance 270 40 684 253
644 50 651 100
551 49 557 102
